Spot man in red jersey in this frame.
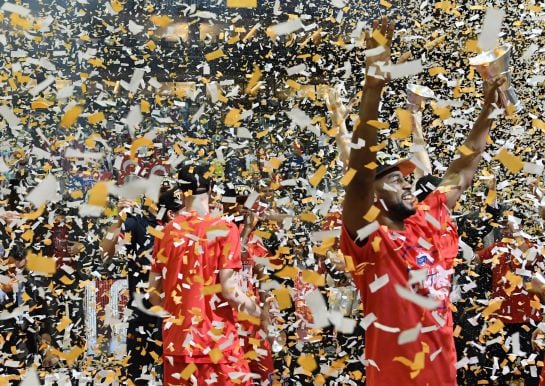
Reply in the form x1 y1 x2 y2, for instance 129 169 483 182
340 17 503 385
148 163 262 386
478 214 542 385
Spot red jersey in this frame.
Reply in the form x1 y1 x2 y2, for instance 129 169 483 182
478 241 541 324
340 190 459 386
151 212 244 362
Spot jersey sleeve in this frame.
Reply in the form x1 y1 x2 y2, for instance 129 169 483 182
218 222 242 270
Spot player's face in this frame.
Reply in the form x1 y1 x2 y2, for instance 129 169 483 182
374 171 417 220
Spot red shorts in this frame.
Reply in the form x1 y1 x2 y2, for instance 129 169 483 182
164 355 253 386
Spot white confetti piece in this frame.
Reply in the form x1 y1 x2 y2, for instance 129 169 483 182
395 284 440 310
304 289 330 328
381 59 423 79
243 190 259 209
29 76 56 97
125 104 142 138
0 105 21 135
369 274 389 293
26 174 60 208
128 20 144 35
398 323 421 345
270 19 304 36
1 2 31 16
356 221 379 241
478 8 505 51
121 67 146 93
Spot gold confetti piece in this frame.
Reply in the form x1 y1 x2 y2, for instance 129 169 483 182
208 348 224 363
224 108 241 126
238 311 260 326
298 354 318 372
21 204 45 220
486 318 504 334
50 346 84 366
130 137 154 160
301 270 325 286
367 120 389 129
485 188 496 206
60 105 83 128
150 15 172 27
87 181 109 207
183 137 209 145
391 108 412 139
31 98 52 110
276 266 298 279
272 287 292 309
527 4 542 12
140 99 150 113
226 0 257 7
88 58 106 68
532 119 545 132
180 363 197 380
286 79 302 90
340 168 357 186
482 298 503 318
21 229 33 242
380 0 392 8
145 40 157 51
87 111 105 124
147 226 164 240
27 252 56 275
201 283 222 296
371 236 382 252
254 229 271 239
494 148 524 174
245 65 262 95
299 212 318 223
371 29 387 46
363 205 381 222
309 165 327 187
428 67 446 76
110 0 123 12
457 144 474 156
205 49 225 61
56 315 72 332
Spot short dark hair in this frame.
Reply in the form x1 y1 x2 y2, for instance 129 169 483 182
158 188 184 213
177 164 212 194
9 241 27 262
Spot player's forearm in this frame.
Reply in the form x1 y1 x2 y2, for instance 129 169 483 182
462 103 494 154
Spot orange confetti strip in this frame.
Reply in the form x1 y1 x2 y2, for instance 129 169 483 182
201 283 222 296
371 29 387 46
309 165 327 187
150 15 172 27
26 252 56 275
180 363 197 380
273 287 292 310
301 270 325 286
226 0 257 7
494 149 524 174
224 108 242 126
205 49 226 61
147 226 165 240
340 168 357 186
88 111 105 124
60 105 83 128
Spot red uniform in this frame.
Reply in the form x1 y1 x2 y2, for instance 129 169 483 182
151 212 252 386
340 190 459 386
478 241 541 324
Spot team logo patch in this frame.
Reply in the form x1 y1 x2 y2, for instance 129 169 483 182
416 252 430 266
